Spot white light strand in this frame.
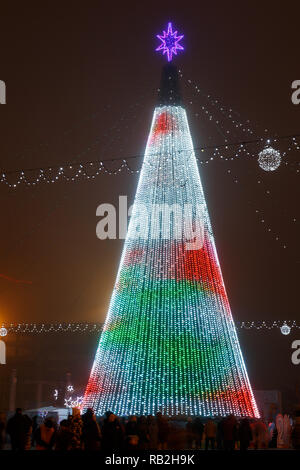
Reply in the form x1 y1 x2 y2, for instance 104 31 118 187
2 321 299 334
179 69 256 137
64 396 84 409
0 137 299 189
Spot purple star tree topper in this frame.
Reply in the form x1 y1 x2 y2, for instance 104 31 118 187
156 22 184 62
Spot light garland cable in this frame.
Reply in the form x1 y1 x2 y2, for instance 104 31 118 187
10 99 146 165
178 68 258 137
178 72 298 250
223 154 298 250
178 69 300 169
0 134 299 188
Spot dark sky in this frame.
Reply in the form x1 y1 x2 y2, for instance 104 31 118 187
0 0 299 351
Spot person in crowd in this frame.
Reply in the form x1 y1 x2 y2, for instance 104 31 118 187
147 415 158 449
55 419 73 451
167 421 185 450
291 413 300 449
156 412 169 449
185 417 194 449
31 415 39 447
102 412 124 451
6 408 31 451
0 413 6 450
222 415 238 451
81 408 101 450
193 417 204 449
137 416 149 449
125 415 139 449
204 418 217 450
268 421 277 448
238 418 252 451
216 418 225 450
68 409 83 450
252 419 269 449
35 418 56 450
23 414 33 450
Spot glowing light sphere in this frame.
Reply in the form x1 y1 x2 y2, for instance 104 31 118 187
156 22 184 62
280 323 291 335
258 146 281 171
0 327 7 337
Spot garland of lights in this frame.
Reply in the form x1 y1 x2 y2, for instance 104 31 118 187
179 69 258 142
180 71 297 250
224 167 294 250
0 66 297 250
177 70 298 249
1 321 298 336
0 323 103 334
0 135 299 188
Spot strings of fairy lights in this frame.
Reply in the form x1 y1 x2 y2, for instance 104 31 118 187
0 81 298 249
0 97 148 187
81 104 260 417
177 70 299 251
1 133 299 188
1 320 298 335
179 69 257 137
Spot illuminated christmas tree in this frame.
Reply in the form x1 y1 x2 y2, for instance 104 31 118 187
82 23 259 417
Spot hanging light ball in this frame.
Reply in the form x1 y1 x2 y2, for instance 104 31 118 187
258 146 281 171
280 323 291 335
0 327 7 337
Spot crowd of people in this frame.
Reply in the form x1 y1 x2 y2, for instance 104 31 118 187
0 408 299 451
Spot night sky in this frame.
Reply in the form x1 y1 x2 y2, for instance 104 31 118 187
0 2 299 390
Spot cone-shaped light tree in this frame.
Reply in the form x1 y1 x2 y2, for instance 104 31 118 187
82 24 259 418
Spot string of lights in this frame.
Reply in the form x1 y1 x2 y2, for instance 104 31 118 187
0 73 297 266
1 133 299 188
0 321 297 336
224 165 296 250
8 99 146 169
177 73 298 250
0 323 103 334
179 68 257 136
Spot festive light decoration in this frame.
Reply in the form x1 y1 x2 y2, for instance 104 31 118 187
1 132 299 189
64 396 84 409
239 321 298 330
1 321 299 334
0 135 298 188
280 323 291 335
178 68 298 249
156 22 184 62
2 322 103 334
258 145 282 171
0 327 7 337
82 66 259 418
179 69 256 137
